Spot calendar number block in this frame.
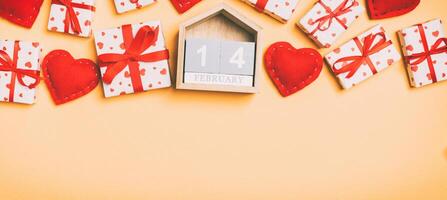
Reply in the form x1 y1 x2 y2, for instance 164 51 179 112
184 38 256 87
220 41 255 76
184 38 220 73
176 4 262 93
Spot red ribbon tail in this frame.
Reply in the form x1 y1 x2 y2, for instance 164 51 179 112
16 71 41 89
136 50 170 62
344 60 364 78
255 0 268 12
332 57 364 79
128 62 144 93
68 8 82 34
102 61 129 84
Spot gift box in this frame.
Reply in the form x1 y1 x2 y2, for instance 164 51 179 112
114 0 156 14
48 0 96 37
298 0 364 48
94 21 172 98
0 40 41 104
398 19 447 88
241 0 299 23
325 25 401 89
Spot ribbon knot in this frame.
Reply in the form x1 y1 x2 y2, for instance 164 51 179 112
0 51 40 89
332 32 392 78
406 38 447 65
311 0 356 33
52 0 96 34
98 25 169 93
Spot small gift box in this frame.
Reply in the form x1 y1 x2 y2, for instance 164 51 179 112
325 25 401 89
0 40 41 104
298 0 364 48
241 0 299 23
398 19 447 88
48 0 96 37
114 0 156 14
94 21 172 98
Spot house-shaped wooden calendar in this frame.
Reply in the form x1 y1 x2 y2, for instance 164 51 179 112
176 3 262 93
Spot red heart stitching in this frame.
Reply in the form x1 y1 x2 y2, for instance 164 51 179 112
367 0 420 19
42 50 100 105
0 0 44 28
264 42 323 97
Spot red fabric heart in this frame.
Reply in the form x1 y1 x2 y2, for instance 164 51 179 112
0 0 44 28
367 0 420 19
265 42 323 97
42 50 100 105
170 0 201 14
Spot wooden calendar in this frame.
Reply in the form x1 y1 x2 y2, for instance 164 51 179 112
176 3 262 93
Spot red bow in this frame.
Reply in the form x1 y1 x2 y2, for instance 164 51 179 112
0 41 40 102
51 0 96 34
98 25 169 93
405 24 447 83
255 0 268 12
332 32 392 78
310 0 356 34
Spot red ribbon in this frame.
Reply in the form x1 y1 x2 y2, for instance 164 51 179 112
332 32 392 78
131 0 141 6
51 0 96 34
405 24 447 83
98 25 170 93
255 0 268 12
0 41 40 102
310 0 356 35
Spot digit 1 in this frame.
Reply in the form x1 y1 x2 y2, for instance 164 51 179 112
197 45 207 67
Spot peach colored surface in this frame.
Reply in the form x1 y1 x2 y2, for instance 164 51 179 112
1 0 446 199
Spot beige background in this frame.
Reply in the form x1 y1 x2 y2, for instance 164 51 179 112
1 0 446 199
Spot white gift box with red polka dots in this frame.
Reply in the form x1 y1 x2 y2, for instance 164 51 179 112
114 0 156 14
298 0 363 48
325 25 401 89
94 21 171 98
398 19 447 88
47 0 96 38
0 40 42 104
242 0 299 23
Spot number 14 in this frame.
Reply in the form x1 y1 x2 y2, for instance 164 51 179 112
197 45 246 68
